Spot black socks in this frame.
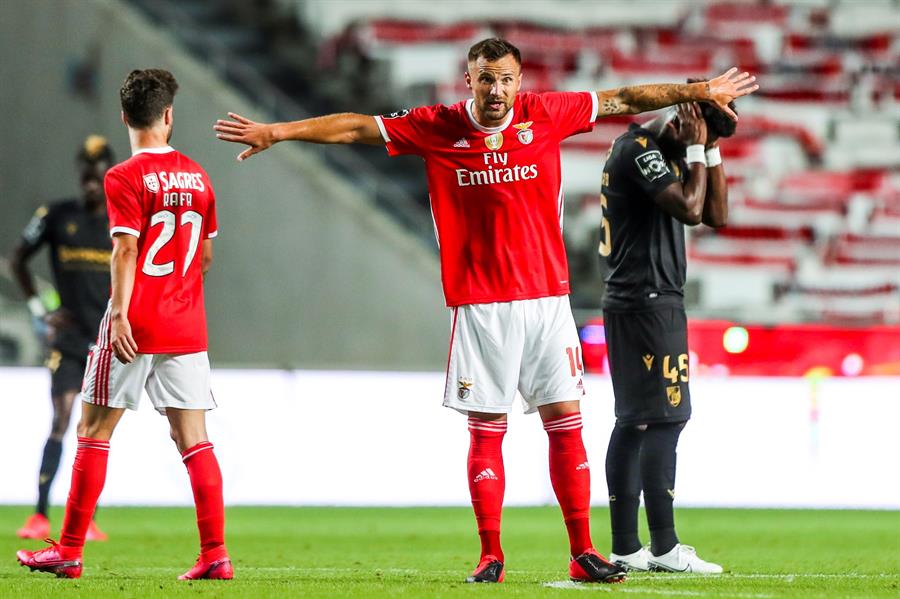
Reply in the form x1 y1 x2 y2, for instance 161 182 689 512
641 422 684 556
605 424 643 555
36 437 63 516
605 421 686 556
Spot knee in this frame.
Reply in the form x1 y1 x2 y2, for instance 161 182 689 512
169 426 183 451
170 427 208 454
77 418 102 439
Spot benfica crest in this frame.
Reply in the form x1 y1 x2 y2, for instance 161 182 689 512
457 377 474 400
143 173 160 193
514 121 534 145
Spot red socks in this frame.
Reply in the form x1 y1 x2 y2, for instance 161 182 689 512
56 438 224 559
60 437 110 553
467 417 507 562
545 413 593 556
182 442 225 556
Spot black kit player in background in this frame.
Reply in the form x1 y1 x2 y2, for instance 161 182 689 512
11 135 114 542
598 83 738 574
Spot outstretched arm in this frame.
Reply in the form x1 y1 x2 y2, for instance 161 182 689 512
597 67 757 121
214 112 384 161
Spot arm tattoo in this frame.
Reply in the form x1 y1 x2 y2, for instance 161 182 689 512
618 82 707 113
601 96 625 115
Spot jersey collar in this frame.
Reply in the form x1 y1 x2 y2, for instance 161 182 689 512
132 145 175 156
465 99 515 134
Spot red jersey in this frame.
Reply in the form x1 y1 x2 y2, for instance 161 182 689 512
102 146 218 353
376 91 598 307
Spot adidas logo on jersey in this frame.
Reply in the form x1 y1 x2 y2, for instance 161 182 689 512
453 138 470 148
576 461 590 471
473 468 499 483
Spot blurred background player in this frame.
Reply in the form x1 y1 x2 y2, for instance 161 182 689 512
11 135 114 542
214 38 755 584
599 89 738 574
17 68 231 580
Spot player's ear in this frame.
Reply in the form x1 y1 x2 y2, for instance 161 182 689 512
164 106 173 125
120 111 127 126
465 71 472 89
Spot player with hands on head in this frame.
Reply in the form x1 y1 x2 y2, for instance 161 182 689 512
598 84 739 575
12 136 114 542
17 68 231 581
215 38 756 584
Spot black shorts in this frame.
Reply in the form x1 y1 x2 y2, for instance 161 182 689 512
47 348 88 397
604 305 691 426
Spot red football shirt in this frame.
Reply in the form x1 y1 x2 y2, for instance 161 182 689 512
102 146 218 353
376 91 598 307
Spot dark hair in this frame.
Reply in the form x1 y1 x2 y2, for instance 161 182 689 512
700 101 737 138
77 134 114 166
468 38 521 65
688 77 736 139
119 69 179 128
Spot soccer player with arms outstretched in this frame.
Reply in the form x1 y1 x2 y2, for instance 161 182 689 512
17 69 232 581
214 38 756 584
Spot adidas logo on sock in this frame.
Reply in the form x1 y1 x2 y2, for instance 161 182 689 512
473 468 499 483
453 137 470 148
576 461 590 471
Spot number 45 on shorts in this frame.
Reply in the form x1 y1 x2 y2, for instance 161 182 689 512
644 353 689 384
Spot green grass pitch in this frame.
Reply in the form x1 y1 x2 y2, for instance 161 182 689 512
2 506 898 598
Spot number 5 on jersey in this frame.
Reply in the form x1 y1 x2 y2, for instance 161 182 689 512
598 193 611 257
142 209 203 277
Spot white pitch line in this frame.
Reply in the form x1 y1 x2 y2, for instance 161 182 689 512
643 573 897 581
94 567 900 583
542 582 775 598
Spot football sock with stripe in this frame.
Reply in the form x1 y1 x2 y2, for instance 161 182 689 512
182 442 226 556
641 422 685 556
544 412 593 557
59 437 110 553
36 437 63 517
605 423 644 555
467 417 507 562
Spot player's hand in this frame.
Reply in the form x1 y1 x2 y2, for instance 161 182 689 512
706 68 758 121
214 112 275 161
674 103 708 147
110 315 138 364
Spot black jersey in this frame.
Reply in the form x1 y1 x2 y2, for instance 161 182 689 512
20 199 111 353
600 124 688 311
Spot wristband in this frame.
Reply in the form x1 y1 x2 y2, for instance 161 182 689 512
685 144 707 165
27 296 47 318
705 146 722 167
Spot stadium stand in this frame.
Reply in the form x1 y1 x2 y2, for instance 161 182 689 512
129 0 900 324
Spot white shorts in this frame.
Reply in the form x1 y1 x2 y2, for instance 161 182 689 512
443 295 586 415
81 349 216 414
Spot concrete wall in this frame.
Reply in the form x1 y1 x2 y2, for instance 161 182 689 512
0 0 447 369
